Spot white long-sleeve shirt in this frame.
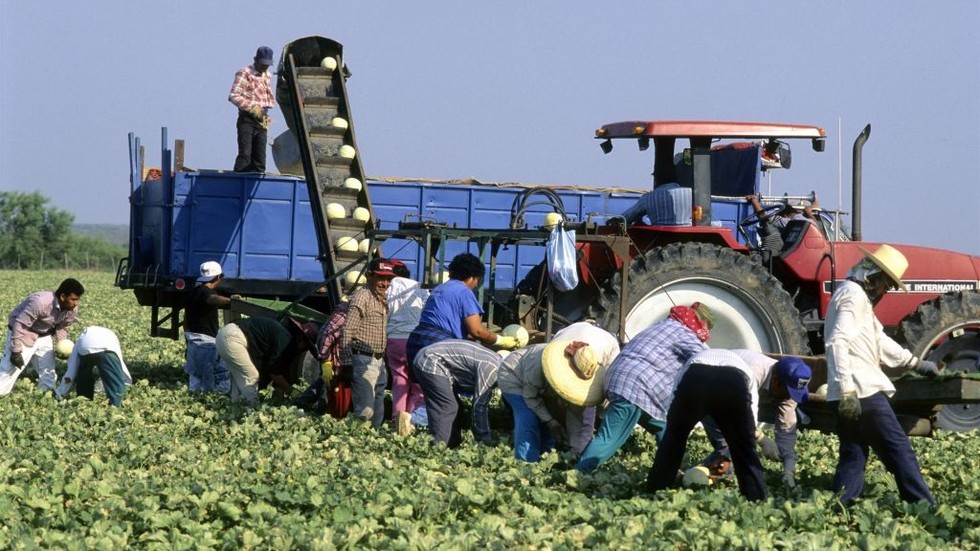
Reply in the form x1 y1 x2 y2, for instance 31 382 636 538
824 280 915 400
674 348 775 427
56 326 133 397
386 277 429 339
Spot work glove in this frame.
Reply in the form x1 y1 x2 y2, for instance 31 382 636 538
756 431 781 462
781 469 796 489
546 419 567 444
914 359 941 377
494 335 520 350
248 106 264 120
9 351 24 369
838 391 861 421
320 361 334 382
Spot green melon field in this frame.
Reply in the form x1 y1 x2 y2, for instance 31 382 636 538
1 270 978 549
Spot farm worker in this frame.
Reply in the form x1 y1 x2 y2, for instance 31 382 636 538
216 316 318 405
620 174 692 226
292 299 351 417
183 261 240 393
497 321 619 462
385 259 429 434
0 278 85 395
54 326 132 407
341 258 398 428
824 244 938 506
292 272 366 417
647 350 811 501
229 45 275 173
411 339 501 448
406 252 520 370
745 193 820 261
575 303 713 473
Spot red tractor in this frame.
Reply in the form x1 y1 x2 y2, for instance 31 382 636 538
579 121 980 431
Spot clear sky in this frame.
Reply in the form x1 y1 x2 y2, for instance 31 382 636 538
2 2 978 255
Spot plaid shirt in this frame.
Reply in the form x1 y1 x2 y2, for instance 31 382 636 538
341 287 388 358
414 340 501 443
603 318 707 420
316 303 349 366
228 64 275 113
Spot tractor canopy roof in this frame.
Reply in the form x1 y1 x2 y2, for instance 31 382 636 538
595 120 826 141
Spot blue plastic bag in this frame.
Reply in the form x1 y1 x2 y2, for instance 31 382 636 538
546 225 579 292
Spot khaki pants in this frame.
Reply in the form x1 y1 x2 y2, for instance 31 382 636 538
216 324 259 404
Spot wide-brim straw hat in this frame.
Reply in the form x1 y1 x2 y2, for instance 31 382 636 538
542 339 606 407
858 244 909 292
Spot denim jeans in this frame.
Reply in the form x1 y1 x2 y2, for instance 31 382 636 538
832 392 935 505
503 392 555 462
75 351 127 406
185 332 230 393
351 353 387 428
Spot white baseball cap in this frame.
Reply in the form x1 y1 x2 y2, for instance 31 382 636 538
197 261 223 283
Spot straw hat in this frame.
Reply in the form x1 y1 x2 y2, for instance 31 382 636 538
857 244 909 292
542 339 606 406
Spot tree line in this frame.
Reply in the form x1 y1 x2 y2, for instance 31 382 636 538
0 191 127 272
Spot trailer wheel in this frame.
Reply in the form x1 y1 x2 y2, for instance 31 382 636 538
595 242 809 354
898 291 980 432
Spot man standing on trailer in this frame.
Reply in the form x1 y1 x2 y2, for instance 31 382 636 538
825 244 938 506
229 46 275 173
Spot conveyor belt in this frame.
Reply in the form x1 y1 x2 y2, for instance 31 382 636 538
277 36 377 305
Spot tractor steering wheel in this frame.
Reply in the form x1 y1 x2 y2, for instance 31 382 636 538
738 203 787 230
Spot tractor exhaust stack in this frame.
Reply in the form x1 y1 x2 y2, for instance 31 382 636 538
851 124 871 242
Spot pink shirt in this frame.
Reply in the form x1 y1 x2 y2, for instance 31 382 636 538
7 291 78 352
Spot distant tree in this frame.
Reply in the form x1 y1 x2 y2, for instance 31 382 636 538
0 191 125 271
63 233 127 271
0 191 73 269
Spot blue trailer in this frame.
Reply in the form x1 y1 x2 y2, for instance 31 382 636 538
117 128 647 338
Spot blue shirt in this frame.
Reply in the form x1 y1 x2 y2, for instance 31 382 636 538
603 318 707 419
416 280 484 339
620 183 692 226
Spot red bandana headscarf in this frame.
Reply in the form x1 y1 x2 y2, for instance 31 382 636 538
669 305 711 342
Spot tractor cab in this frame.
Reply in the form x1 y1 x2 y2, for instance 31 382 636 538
596 120 835 260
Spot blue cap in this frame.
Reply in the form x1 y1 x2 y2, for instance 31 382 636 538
254 46 274 65
774 356 811 403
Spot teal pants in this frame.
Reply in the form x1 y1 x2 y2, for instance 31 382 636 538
575 398 665 473
76 351 127 407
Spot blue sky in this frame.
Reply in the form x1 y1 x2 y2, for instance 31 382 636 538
1 1 977 255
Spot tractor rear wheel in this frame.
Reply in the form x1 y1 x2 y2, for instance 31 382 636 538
595 242 809 354
898 291 980 432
